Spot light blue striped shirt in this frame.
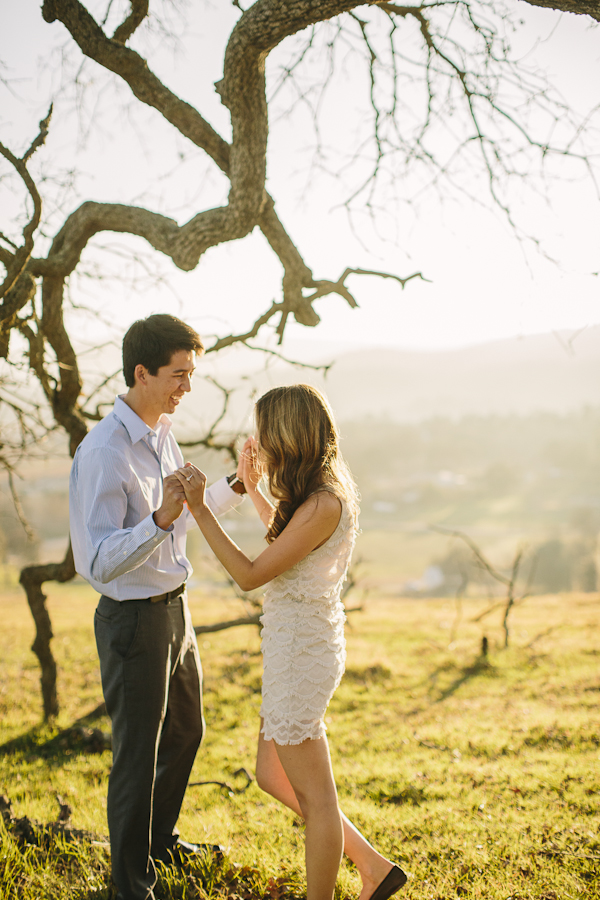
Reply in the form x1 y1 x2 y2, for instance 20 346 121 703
69 395 242 600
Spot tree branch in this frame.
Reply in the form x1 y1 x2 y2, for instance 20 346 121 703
432 524 511 587
207 301 285 353
306 266 430 305
40 0 406 333
0 108 52 299
516 0 600 21
22 104 53 163
432 525 535 647
112 0 149 44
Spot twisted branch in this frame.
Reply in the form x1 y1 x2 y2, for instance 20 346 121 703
39 0 413 341
0 106 52 304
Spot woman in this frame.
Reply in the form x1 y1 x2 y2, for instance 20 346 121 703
174 384 407 900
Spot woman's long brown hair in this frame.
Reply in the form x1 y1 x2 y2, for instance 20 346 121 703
254 384 358 543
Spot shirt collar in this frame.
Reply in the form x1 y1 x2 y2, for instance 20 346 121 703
113 395 173 445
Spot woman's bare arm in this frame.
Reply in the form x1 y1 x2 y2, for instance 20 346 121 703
175 465 340 591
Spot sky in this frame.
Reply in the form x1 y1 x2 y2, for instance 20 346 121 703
1 1 600 359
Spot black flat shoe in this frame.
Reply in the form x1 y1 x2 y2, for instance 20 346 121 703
367 864 408 900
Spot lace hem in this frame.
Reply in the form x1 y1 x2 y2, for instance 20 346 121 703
260 713 328 745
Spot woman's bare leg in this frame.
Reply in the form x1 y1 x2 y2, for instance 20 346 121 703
256 725 396 900
272 734 343 900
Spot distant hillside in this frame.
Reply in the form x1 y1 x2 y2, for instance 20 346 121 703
19 327 596 440
247 326 600 422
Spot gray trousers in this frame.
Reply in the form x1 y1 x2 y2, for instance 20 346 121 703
94 593 204 900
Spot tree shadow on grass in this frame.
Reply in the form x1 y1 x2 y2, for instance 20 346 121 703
432 653 494 703
0 702 111 764
404 647 495 716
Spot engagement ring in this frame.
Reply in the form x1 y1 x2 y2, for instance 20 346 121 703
185 472 193 482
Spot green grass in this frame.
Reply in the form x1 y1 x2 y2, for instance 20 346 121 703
1 583 599 899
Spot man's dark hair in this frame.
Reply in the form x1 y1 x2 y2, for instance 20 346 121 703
122 314 204 387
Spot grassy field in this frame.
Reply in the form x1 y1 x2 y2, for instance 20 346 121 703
0 581 599 899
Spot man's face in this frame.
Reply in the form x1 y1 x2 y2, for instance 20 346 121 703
144 349 196 418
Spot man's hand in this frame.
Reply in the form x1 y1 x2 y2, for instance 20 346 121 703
153 473 186 531
173 464 207 517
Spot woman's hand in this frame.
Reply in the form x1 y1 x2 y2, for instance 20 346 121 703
239 436 261 493
238 436 273 529
174 463 207 516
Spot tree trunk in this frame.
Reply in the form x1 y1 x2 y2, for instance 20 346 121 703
20 544 76 719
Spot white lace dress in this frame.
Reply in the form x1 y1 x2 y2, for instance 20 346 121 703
260 493 357 745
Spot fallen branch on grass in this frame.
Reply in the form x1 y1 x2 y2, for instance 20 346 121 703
413 733 453 753
189 767 254 796
195 614 261 634
542 846 600 861
54 725 112 753
0 794 106 847
413 734 466 762
1 768 254 851
194 605 363 635
525 625 566 649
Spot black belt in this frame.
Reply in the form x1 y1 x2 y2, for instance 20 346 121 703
131 583 186 604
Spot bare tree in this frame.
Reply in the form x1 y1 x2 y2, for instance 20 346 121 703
1 0 597 717
432 525 536 648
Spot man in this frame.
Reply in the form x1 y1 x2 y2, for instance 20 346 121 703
69 314 246 900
